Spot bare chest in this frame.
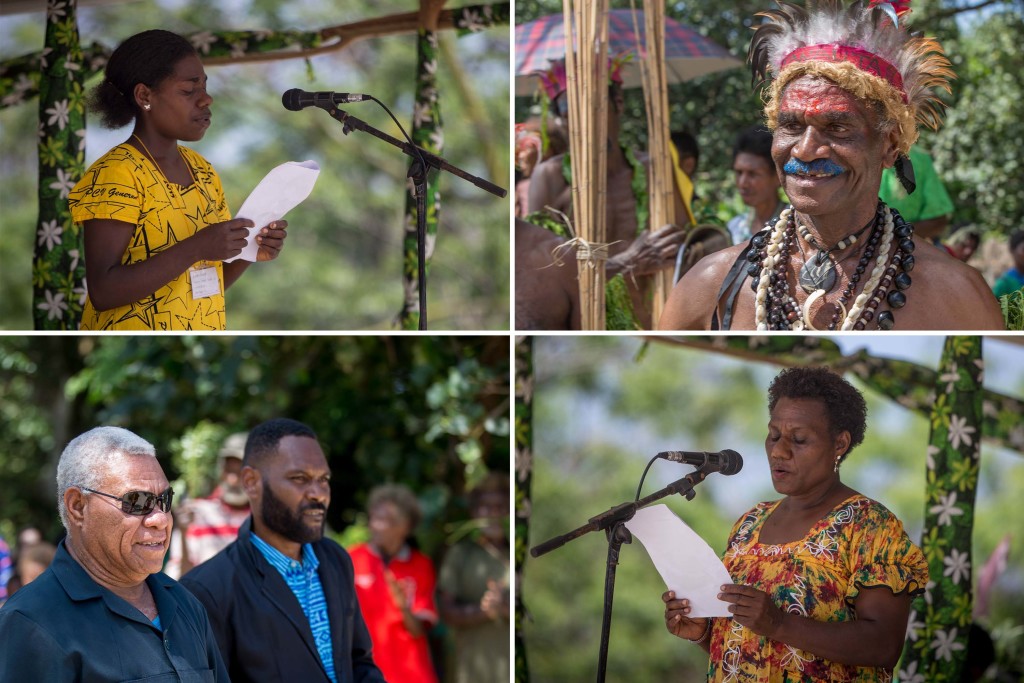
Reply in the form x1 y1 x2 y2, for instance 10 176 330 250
722 255 936 331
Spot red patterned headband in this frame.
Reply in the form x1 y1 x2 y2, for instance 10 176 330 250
780 44 908 103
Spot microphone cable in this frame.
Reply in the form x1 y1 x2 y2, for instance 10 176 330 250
364 95 430 191
635 454 662 502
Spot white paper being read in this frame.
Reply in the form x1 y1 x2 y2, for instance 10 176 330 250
225 160 321 263
623 504 732 617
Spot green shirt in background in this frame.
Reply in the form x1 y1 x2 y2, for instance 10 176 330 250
878 146 954 222
437 540 510 683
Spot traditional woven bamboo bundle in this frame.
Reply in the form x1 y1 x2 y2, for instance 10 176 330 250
562 0 609 330
635 0 676 324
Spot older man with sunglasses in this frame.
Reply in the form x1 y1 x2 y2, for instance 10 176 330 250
0 426 228 681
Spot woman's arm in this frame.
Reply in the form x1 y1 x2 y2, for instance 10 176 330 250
83 217 251 310
720 583 912 669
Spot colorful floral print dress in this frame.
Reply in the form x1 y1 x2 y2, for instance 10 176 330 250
706 495 928 682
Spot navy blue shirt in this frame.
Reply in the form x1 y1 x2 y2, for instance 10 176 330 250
0 540 228 682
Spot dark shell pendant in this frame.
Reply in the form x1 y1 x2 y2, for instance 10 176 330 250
798 253 837 293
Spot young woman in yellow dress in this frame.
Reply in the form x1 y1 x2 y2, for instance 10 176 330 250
69 30 288 330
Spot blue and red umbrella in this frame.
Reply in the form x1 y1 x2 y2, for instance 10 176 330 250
515 9 741 96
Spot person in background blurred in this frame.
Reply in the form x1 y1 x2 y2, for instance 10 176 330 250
14 541 57 590
438 472 510 683
672 130 700 180
349 484 439 683
993 229 1024 299
525 57 686 328
878 146 954 244
0 535 11 607
725 127 785 245
166 432 250 578
515 124 543 218
944 225 982 263
670 129 703 228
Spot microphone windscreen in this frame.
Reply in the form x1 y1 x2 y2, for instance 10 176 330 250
281 89 304 111
721 449 743 475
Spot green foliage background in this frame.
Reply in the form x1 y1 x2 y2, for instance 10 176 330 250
515 0 1024 234
0 0 510 330
522 336 1024 681
0 335 510 561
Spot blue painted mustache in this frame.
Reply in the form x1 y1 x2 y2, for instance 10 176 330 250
783 158 846 177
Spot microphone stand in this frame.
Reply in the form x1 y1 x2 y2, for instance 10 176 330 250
317 104 506 330
530 465 713 683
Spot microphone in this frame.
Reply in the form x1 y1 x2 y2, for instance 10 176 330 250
656 449 743 475
282 88 370 111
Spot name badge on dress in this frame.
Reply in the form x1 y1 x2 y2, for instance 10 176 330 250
190 266 221 299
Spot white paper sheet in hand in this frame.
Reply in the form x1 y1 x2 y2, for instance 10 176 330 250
623 504 732 617
225 160 320 263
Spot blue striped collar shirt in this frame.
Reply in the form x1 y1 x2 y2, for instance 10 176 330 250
251 533 337 683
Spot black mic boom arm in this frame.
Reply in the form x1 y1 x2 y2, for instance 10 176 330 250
321 106 506 198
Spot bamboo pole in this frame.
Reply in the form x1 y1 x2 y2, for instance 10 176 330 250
636 0 677 324
563 0 609 330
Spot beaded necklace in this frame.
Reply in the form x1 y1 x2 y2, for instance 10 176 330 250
796 216 873 293
748 203 915 330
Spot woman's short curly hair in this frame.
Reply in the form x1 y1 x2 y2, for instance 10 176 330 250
367 484 422 531
767 367 868 457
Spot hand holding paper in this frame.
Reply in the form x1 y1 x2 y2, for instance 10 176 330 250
623 504 732 617
226 160 320 263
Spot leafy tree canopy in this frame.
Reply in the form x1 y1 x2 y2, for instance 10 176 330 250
0 335 510 559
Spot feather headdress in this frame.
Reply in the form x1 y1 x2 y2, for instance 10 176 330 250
748 0 954 154
532 52 631 102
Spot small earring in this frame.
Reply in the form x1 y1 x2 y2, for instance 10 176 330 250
834 455 842 473
143 103 151 111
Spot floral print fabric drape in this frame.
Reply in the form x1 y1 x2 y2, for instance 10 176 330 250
33 0 86 329
398 28 443 330
898 336 983 683
514 336 533 683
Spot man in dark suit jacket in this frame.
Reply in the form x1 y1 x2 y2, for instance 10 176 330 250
181 418 385 683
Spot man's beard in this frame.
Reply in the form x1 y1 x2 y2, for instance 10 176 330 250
260 480 326 544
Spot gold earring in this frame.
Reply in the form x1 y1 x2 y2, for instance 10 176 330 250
834 455 842 473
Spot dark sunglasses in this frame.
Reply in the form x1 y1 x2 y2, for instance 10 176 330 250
80 487 174 516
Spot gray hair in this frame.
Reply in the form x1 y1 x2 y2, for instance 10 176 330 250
56 426 156 531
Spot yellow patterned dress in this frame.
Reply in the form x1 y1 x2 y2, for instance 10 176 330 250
68 143 231 330
707 495 928 683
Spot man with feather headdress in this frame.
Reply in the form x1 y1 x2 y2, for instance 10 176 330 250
659 0 1004 331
